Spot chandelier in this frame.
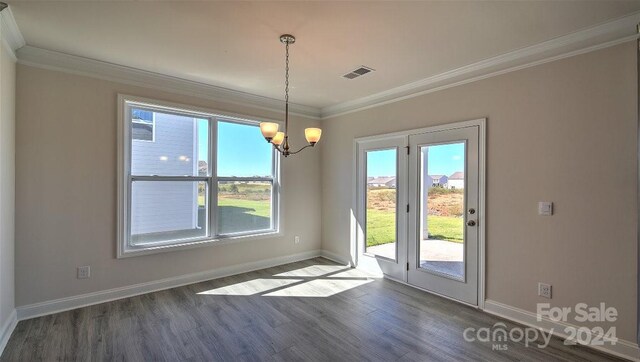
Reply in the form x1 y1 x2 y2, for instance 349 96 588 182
260 34 321 157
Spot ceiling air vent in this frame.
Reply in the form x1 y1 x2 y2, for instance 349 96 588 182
343 66 375 79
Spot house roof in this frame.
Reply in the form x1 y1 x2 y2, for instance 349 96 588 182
449 172 464 180
429 175 446 180
132 122 153 140
368 176 396 184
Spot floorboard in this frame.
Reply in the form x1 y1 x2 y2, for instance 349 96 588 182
0 258 625 361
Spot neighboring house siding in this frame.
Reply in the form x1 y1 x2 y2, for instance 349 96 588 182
448 179 464 189
447 172 465 189
131 113 197 176
131 112 198 235
131 181 197 235
428 175 448 187
367 176 396 188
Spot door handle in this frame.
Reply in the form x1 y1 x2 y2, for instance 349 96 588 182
467 220 476 227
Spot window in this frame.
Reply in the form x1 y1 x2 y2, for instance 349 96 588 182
119 96 279 256
131 108 154 141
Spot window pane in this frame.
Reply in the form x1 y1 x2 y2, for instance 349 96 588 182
131 181 207 245
217 121 273 177
132 122 153 141
218 181 272 234
365 149 397 260
131 108 209 176
132 108 153 123
419 142 465 280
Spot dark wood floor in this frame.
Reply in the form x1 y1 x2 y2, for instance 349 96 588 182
1 257 623 361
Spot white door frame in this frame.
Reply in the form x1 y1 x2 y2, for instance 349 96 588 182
351 118 486 309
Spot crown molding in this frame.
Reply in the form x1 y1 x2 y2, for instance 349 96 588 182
11 11 640 121
0 6 25 61
16 46 322 120
320 11 640 119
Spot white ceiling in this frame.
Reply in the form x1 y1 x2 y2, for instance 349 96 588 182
9 1 640 109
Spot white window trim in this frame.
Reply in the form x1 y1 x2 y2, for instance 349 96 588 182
117 94 282 258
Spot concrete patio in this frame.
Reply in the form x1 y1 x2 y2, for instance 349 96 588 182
367 239 464 278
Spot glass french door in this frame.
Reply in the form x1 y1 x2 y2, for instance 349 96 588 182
407 126 479 305
356 136 407 280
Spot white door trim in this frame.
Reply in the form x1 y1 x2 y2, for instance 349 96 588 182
351 118 486 309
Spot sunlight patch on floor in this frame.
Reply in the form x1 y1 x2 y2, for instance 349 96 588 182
264 278 373 298
325 269 378 279
197 278 302 296
273 264 349 278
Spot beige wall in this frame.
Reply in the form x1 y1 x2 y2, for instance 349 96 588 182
11 34 638 344
321 42 638 341
0 39 16 329
14 64 322 307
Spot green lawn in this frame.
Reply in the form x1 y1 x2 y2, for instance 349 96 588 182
426 215 464 242
366 209 397 247
199 196 271 218
366 209 463 246
218 198 270 218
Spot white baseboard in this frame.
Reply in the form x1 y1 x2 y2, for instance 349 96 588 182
484 299 640 361
320 249 351 266
16 250 322 321
0 309 17 357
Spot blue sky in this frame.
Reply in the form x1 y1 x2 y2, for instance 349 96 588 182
198 120 272 177
367 143 464 178
196 119 464 178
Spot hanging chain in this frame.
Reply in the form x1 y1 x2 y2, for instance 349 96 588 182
274 35 314 157
285 40 289 105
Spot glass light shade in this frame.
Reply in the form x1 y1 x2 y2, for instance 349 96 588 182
260 122 279 139
272 132 285 145
305 128 322 144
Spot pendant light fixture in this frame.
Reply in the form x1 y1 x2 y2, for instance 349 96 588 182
260 34 321 157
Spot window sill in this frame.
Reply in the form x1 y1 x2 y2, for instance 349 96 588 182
117 230 282 258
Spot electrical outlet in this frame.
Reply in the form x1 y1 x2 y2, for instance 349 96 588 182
538 282 552 299
77 266 91 279
294 236 300 244
538 201 553 216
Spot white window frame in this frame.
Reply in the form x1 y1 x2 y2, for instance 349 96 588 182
117 94 281 258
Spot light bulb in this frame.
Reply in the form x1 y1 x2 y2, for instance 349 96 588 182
272 132 285 145
305 128 322 144
260 122 279 140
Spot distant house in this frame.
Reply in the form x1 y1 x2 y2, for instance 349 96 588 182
131 109 202 237
447 171 464 189
198 160 208 176
368 176 396 188
428 175 448 187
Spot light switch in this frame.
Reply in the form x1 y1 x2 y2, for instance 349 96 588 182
538 201 553 216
